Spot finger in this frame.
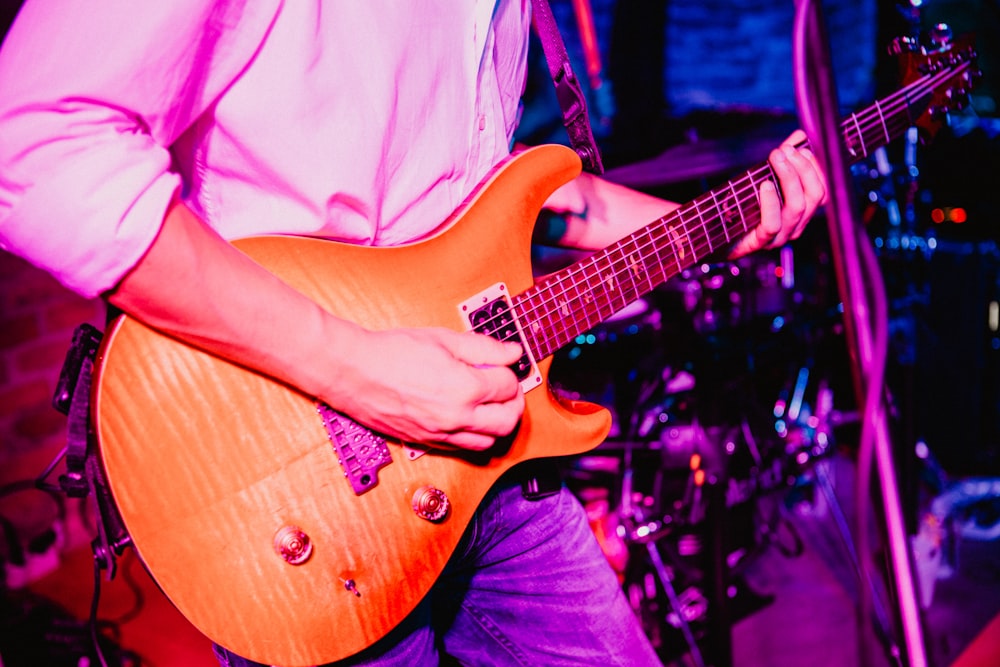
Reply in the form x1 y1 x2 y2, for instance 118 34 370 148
783 129 828 215
471 393 525 437
782 145 827 241
799 146 829 208
433 396 524 451
782 129 808 149
473 363 523 403
757 178 783 246
444 329 524 367
770 145 806 247
727 178 780 259
435 430 498 452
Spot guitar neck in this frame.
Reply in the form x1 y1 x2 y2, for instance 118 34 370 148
515 55 975 361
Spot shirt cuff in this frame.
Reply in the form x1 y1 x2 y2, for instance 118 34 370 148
0 134 180 299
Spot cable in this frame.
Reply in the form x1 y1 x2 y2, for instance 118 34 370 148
107 552 145 627
90 557 112 667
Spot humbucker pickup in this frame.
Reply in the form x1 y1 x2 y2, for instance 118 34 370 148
458 283 542 393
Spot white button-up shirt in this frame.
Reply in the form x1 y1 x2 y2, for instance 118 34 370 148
0 0 531 297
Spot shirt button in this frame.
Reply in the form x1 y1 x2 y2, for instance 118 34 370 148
478 115 486 131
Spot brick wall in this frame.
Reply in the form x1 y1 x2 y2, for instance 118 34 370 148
1 249 105 574
0 251 104 457
664 0 877 116
522 0 877 164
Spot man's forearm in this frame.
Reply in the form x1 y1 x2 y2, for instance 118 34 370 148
107 198 359 403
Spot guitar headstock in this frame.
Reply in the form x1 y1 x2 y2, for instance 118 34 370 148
889 25 981 141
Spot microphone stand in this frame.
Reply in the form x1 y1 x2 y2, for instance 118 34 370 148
791 2 927 666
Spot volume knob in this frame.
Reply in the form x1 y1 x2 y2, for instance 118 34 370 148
412 486 450 522
273 525 313 565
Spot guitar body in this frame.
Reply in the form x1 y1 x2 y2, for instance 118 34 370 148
92 145 611 666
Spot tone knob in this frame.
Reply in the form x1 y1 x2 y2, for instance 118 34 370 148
273 525 313 565
412 486 450 522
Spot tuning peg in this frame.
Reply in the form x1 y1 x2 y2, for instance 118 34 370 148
888 35 919 56
927 23 953 51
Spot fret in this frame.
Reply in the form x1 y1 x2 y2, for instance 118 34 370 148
728 180 750 237
523 288 548 360
583 254 607 329
860 113 880 156
633 228 657 295
603 246 623 319
566 265 585 311
534 281 559 353
608 241 633 313
625 236 647 304
708 189 731 246
690 195 715 256
576 261 598 333
626 236 646 304
514 288 541 359
598 249 627 318
549 278 572 349
874 99 891 145
641 224 668 286
851 112 867 158
651 224 679 280
560 264 589 339
532 287 551 353
656 218 687 275
634 224 663 288
512 45 976 368
757 165 782 208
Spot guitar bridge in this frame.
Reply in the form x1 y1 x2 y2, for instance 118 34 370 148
458 283 542 393
317 404 392 495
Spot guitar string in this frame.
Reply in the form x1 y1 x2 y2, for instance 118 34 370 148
509 90 904 355
512 60 971 359
467 60 970 359
511 63 958 360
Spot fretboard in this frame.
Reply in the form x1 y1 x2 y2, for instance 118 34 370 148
514 53 976 361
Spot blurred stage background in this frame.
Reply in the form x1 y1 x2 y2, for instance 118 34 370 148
2 1 999 666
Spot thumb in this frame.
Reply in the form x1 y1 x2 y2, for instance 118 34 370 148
443 329 524 367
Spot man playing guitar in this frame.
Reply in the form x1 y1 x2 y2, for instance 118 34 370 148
0 2 825 665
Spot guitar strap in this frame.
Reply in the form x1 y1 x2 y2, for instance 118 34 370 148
53 322 131 576
530 0 605 175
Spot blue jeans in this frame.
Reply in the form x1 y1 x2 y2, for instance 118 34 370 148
213 469 662 667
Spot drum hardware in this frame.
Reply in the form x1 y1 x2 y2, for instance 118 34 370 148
570 413 796 665
562 338 866 665
550 236 848 664
671 252 802 337
768 361 901 646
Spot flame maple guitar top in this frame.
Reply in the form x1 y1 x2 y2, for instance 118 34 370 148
91 144 611 667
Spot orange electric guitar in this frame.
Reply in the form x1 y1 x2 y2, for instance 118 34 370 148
91 39 978 666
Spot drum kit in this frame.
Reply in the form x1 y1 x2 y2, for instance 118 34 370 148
546 136 853 666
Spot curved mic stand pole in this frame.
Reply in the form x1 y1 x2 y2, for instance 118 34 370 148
791 2 928 666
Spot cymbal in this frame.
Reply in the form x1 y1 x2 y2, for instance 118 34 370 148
604 120 795 188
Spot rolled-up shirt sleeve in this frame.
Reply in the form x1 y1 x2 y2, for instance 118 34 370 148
0 0 281 298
